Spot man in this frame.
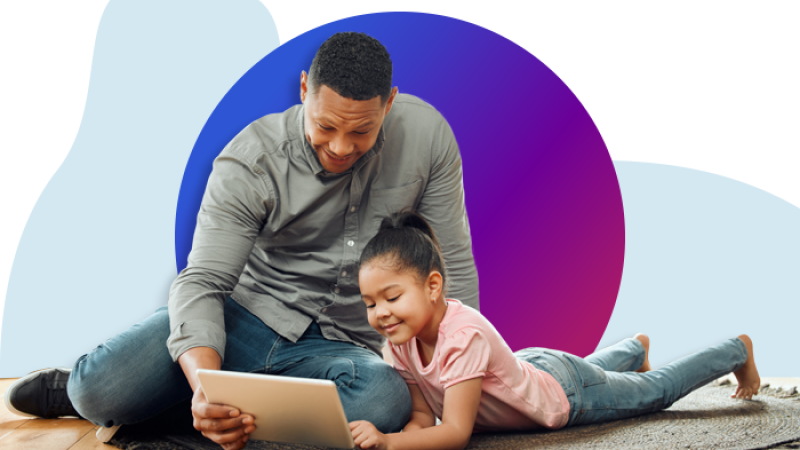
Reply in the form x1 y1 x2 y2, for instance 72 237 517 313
5 32 478 449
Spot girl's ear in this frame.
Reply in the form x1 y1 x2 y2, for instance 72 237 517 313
426 271 443 303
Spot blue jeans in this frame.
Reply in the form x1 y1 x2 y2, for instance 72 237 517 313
515 337 748 426
66 298 411 432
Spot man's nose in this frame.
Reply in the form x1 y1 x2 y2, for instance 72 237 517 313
328 133 354 156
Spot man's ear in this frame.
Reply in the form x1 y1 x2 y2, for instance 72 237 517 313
427 270 443 303
383 86 399 116
300 71 308 103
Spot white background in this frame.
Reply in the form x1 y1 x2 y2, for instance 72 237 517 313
1 1 798 357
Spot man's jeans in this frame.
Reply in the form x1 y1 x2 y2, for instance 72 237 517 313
66 298 412 432
516 337 748 426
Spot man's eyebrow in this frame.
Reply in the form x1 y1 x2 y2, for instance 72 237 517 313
316 114 374 128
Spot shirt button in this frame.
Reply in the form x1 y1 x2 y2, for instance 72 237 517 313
341 271 347 276
334 287 340 294
321 308 328 313
347 240 354 247
350 206 356 212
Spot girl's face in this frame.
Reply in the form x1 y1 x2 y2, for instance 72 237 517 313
359 260 442 346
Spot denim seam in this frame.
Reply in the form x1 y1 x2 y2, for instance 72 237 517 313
629 337 646 371
313 356 357 389
264 336 283 372
543 350 584 424
350 357 358 389
733 337 748 372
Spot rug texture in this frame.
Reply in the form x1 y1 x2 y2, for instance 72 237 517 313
111 382 800 450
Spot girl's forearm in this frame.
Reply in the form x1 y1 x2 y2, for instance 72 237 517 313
402 411 436 432
386 422 471 450
389 372 482 450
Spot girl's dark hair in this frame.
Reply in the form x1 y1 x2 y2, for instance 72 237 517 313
359 211 448 291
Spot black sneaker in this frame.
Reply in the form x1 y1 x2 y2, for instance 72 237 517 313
4 368 82 418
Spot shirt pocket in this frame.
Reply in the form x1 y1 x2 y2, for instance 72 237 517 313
365 179 424 229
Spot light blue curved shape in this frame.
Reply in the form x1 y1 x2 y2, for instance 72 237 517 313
597 162 800 376
0 0 278 376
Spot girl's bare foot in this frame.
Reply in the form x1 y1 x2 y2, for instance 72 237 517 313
634 333 651 372
732 334 760 400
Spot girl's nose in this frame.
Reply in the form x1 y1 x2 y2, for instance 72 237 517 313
375 303 391 318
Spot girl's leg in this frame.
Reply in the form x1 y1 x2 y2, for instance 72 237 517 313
567 337 750 426
730 335 760 400
583 334 649 372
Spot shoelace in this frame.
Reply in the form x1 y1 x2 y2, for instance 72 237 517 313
44 377 77 417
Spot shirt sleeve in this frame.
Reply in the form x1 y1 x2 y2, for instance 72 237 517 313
167 145 273 362
391 344 419 385
416 117 480 310
439 327 490 389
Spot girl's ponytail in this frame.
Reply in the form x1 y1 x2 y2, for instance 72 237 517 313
361 211 448 292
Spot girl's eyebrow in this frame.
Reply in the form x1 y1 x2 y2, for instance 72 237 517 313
380 283 400 293
362 283 401 301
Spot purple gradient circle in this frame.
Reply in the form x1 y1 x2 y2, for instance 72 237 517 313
176 12 624 356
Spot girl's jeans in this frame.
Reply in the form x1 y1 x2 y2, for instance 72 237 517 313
66 298 412 432
515 337 748 426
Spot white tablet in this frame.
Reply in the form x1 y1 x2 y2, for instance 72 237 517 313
196 369 355 449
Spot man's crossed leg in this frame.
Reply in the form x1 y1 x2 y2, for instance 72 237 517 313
8 297 411 444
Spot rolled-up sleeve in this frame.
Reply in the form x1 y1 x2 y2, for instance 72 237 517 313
416 119 479 310
167 147 272 362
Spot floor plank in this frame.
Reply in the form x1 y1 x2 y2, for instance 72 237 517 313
0 378 33 442
0 418 95 450
0 378 103 450
69 428 117 450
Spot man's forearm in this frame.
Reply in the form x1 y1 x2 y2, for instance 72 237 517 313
178 346 222 391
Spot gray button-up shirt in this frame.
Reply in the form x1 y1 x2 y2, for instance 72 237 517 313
167 94 479 361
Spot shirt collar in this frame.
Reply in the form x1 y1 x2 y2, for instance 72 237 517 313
297 104 386 178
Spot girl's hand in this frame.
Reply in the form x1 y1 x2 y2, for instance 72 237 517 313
350 420 389 450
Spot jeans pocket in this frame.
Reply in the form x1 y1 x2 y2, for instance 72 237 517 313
566 354 608 387
518 351 576 397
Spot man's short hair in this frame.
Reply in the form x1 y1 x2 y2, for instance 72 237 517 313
308 32 393 104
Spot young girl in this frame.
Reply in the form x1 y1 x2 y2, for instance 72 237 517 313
349 211 761 450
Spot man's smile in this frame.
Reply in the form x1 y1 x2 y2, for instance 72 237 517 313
320 148 355 167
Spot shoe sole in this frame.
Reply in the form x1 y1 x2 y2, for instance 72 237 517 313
96 424 122 442
3 367 77 419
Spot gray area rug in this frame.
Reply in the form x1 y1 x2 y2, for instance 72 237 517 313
111 382 800 450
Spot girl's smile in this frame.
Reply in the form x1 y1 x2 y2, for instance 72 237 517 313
359 260 446 348
382 321 403 334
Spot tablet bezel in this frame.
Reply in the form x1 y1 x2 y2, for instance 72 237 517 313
196 369 355 449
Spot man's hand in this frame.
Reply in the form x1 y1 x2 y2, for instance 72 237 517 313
178 347 255 449
350 420 389 450
191 385 255 450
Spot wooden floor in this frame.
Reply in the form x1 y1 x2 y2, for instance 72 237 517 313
2 376 799 450
0 379 114 450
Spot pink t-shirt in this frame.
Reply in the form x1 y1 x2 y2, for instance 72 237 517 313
390 299 570 432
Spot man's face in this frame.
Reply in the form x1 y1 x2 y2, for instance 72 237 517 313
301 72 398 173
